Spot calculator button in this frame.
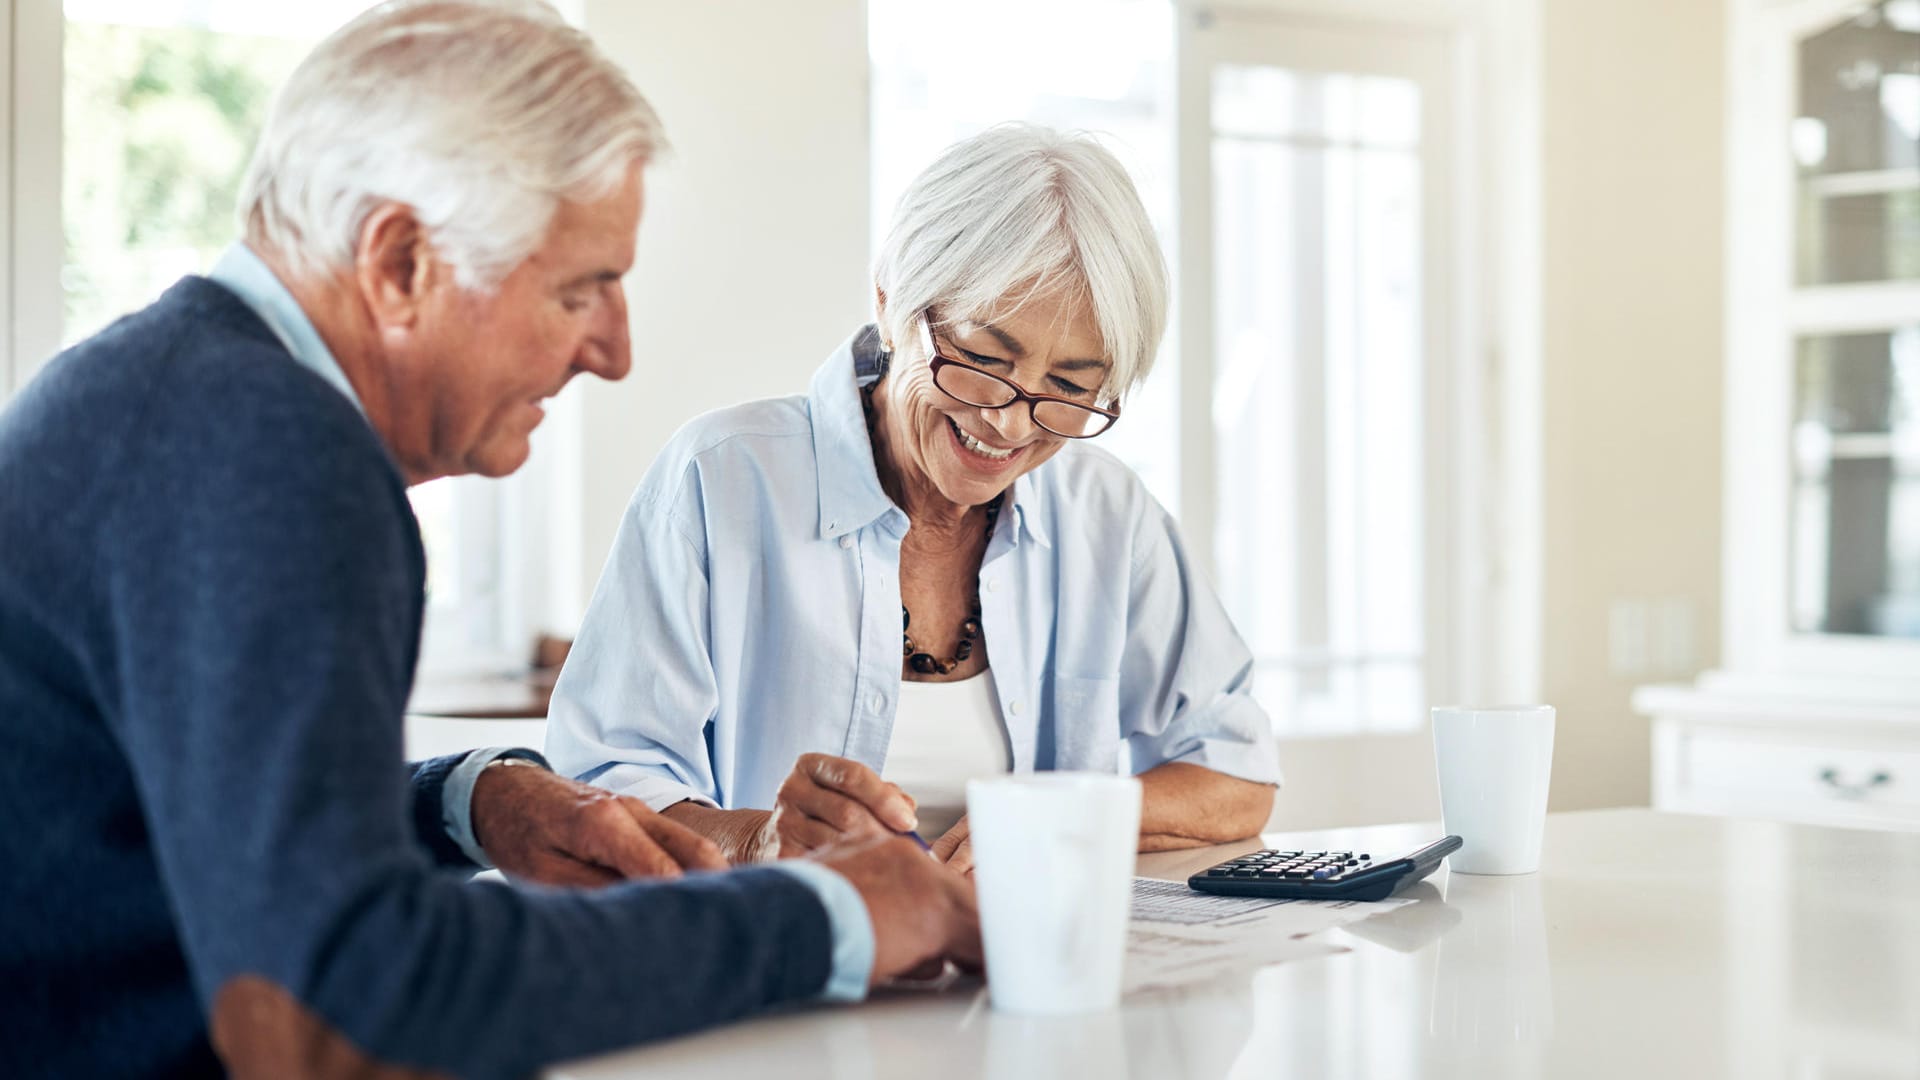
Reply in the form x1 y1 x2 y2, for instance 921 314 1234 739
1311 869 1332 880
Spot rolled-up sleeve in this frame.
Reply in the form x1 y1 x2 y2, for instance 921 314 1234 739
1117 504 1283 788
546 487 725 811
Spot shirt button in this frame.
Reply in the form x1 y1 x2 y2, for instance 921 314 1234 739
1008 700 1023 716
839 535 854 549
985 578 999 594
871 693 887 712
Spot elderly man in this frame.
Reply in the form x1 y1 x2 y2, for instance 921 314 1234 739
0 3 977 1078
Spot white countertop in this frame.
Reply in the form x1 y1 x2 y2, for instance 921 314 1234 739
556 809 1920 1079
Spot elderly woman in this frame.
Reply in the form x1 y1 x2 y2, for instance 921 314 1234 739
547 124 1279 869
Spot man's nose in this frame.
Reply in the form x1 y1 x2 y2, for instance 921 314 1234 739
576 284 632 382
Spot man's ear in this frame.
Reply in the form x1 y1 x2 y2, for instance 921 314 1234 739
355 202 436 331
873 285 891 349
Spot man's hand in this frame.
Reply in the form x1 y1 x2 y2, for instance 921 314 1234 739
471 762 726 886
757 753 918 860
810 834 982 986
928 816 974 877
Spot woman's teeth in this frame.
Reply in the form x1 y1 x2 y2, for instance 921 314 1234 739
954 421 1014 460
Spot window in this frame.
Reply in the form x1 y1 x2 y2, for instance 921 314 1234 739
872 2 1470 738
9 0 555 672
1207 65 1430 734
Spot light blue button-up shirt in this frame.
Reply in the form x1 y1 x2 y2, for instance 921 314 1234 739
547 325 1281 815
206 245 873 999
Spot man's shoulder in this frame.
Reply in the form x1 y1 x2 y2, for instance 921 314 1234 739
2 278 403 534
11 277 365 445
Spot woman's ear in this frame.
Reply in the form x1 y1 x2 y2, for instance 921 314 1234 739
873 285 893 351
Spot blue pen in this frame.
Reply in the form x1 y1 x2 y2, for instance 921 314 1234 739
903 829 932 853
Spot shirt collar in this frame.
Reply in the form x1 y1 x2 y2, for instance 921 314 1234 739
807 324 1051 550
207 243 366 419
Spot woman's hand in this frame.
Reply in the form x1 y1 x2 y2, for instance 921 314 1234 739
928 816 974 877
756 752 919 859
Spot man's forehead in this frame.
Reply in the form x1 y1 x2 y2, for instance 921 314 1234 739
538 171 644 272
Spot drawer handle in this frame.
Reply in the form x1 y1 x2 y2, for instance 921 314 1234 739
1817 767 1893 799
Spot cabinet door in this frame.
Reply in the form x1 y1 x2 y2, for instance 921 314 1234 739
1728 0 1920 684
1788 2 1920 643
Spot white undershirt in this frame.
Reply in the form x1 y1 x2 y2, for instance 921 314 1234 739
882 670 1014 842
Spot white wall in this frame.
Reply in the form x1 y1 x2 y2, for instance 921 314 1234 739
1539 0 1724 810
575 0 872 607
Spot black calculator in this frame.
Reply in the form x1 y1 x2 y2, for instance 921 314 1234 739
1188 836 1463 901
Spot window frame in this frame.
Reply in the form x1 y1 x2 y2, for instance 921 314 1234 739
2 2 569 678
1176 0 1541 721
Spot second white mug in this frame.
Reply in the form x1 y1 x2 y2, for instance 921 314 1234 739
1431 705 1555 875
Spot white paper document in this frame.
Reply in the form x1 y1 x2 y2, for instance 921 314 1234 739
1123 877 1410 993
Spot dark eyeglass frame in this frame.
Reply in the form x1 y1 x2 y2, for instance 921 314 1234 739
918 313 1121 439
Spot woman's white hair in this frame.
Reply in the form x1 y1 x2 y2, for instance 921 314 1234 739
239 0 663 291
873 124 1168 402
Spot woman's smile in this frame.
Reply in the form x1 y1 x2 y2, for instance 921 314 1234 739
945 415 1027 473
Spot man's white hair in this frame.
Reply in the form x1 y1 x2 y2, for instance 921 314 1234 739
873 124 1169 402
238 0 663 291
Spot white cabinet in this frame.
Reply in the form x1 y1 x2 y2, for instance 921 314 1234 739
1638 0 1920 824
1639 684 1920 830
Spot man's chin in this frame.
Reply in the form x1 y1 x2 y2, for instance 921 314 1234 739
468 439 534 479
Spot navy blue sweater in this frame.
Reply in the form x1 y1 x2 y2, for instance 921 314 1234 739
0 279 833 1078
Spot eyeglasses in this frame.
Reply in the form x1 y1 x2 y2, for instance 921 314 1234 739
918 314 1121 439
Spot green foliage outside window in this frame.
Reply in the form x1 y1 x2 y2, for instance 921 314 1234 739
63 21 306 344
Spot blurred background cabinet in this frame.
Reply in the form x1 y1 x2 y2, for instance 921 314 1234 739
1637 0 1920 830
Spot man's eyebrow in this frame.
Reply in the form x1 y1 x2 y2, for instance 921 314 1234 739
966 322 1109 370
561 269 625 288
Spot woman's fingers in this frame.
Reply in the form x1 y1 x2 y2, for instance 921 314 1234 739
795 753 918 832
944 837 975 878
776 809 845 856
785 781 898 839
929 817 969 859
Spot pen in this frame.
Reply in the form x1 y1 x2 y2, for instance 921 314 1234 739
902 829 932 853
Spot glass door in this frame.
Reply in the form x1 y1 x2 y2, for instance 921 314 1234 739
1181 12 1456 825
1787 1 1920 641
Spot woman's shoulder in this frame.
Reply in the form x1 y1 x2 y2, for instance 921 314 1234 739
662 394 815 460
644 394 817 485
630 393 819 514
1027 442 1165 526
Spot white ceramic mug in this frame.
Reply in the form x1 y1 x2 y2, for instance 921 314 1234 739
967 772 1142 1014
1431 705 1555 875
